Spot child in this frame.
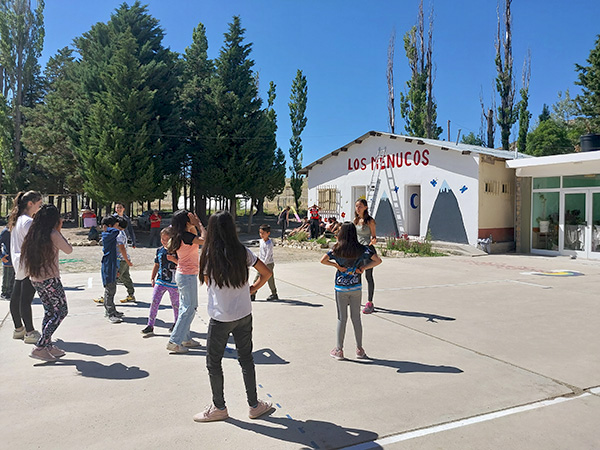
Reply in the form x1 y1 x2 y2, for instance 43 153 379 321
113 202 136 248
21 205 73 362
148 210 162 247
115 217 135 303
0 226 14 300
320 222 382 360
354 198 378 314
141 227 179 335
250 224 278 301
100 216 124 323
166 210 206 353
193 210 273 423
9 190 43 344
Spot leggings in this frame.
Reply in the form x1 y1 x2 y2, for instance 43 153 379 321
31 278 68 348
364 268 375 303
335 290 363 349
10 277 36 332
147 284 179 327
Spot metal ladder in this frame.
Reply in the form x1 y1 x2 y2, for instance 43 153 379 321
366 147 405 235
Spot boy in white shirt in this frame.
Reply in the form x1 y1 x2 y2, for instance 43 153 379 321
250 224 278 301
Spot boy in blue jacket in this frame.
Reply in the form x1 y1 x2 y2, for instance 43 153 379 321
100 216 123 323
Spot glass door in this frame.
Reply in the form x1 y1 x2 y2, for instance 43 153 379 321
563 192 587 256
591 193 600 257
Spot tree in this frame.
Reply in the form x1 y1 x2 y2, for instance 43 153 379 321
289 69 308 211
387 28 395 133
22 47 83 193
516 50 531 154
575 34 600 132
73 1 179 206
495 0 517 150
0 0 45 188
181 22 216 220
399 0 442 139
539 104 551 122
525 119 572 156
461 131 484 146
211 16 265 219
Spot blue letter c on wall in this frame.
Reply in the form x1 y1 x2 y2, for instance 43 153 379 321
410 193 419 209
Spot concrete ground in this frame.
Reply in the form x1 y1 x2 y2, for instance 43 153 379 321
1 253 599 449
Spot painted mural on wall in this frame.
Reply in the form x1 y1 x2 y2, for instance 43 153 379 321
374 192 400 237
427 180 468 244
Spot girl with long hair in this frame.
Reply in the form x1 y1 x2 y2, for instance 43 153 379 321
353 198 378 314
166 210 206 353
8 190 43 344
21 204 73 362
320 222 381 360
193 211 273 423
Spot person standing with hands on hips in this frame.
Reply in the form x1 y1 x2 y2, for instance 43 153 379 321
353 199 378 314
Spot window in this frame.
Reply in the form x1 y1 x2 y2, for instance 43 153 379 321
533 177 560 189
317 186 338 213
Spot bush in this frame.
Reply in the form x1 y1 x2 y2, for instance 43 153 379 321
316 236 328 246
288 231 309 242
384 232 441 256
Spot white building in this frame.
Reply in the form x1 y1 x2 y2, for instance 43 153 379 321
300 131 526 247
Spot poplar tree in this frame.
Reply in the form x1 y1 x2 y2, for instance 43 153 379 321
289 69 308 210
516 51 531 154
74 1 179 205
495 0 517 150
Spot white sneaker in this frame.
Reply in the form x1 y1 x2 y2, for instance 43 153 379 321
166 342 189 353
182 339 201 348
13 328 25 340
24 330 41 344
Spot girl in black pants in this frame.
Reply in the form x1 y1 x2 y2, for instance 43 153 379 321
193 211 273 423
9 191 43 344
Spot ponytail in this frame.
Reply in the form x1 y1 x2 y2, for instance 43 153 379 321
8 190 42 230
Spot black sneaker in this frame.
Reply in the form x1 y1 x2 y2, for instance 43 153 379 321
266 294 279 301
141 326 154 335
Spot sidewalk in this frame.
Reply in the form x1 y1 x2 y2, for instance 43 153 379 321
1 253 599 449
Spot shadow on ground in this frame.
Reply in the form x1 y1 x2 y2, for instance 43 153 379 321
54 339 127 357
34 358 148 380
228 415 380 449
253 297 323 308
373 307 455 323
347 357 463 374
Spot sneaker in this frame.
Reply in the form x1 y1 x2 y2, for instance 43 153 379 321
193 404 229 422
266 294 279 301
13 327 25 340
356 347 368 359
93 297 104 304
120 295 136 303
166 342 189 353
24 330 41 344
362 302 374 314
182 339 201 348
249 400 273 419
330 347 344 360
141 326 154 335
113 311 125 318
107 315 123 324
49 345 66 358
30 346 56 362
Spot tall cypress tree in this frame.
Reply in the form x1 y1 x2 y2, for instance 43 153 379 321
575 34 600 132
211 16 264 219
74 1 179 206
495 0 517 150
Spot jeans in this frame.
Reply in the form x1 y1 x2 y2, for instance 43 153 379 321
10 277 36 332
206 314 257 409
149 227 161 247
103 281 117 316
169 272 198 345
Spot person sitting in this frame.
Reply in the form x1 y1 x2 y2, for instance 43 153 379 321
288 217 310 237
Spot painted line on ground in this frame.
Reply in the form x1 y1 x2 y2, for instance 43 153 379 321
343 393 592 450
87 277 93 289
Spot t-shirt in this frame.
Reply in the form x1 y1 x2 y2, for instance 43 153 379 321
11 215 33 280
0 227 12 267
29 230 73 282
258 238 274 265
155 247 177 288
150 213 161 228
326 246 374 292
176 231 199 275
101 227 119 286
206 247 257 322
116 230 130 261
309 207 320 220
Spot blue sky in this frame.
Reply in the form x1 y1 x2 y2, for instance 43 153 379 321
41 0 600 168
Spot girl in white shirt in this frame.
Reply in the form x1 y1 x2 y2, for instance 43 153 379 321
21 205 73 362
193 211 273 423
8 191 42 344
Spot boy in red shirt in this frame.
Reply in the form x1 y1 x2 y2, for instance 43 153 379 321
149 210 161 247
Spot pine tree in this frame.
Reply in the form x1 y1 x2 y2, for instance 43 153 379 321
73 1 179 206
495 0 517 150
289 69 308 211
575 34 600 132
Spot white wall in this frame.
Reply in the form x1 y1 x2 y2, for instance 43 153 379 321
306 135 481 244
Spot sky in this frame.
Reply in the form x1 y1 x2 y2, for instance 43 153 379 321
41 0 600 168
